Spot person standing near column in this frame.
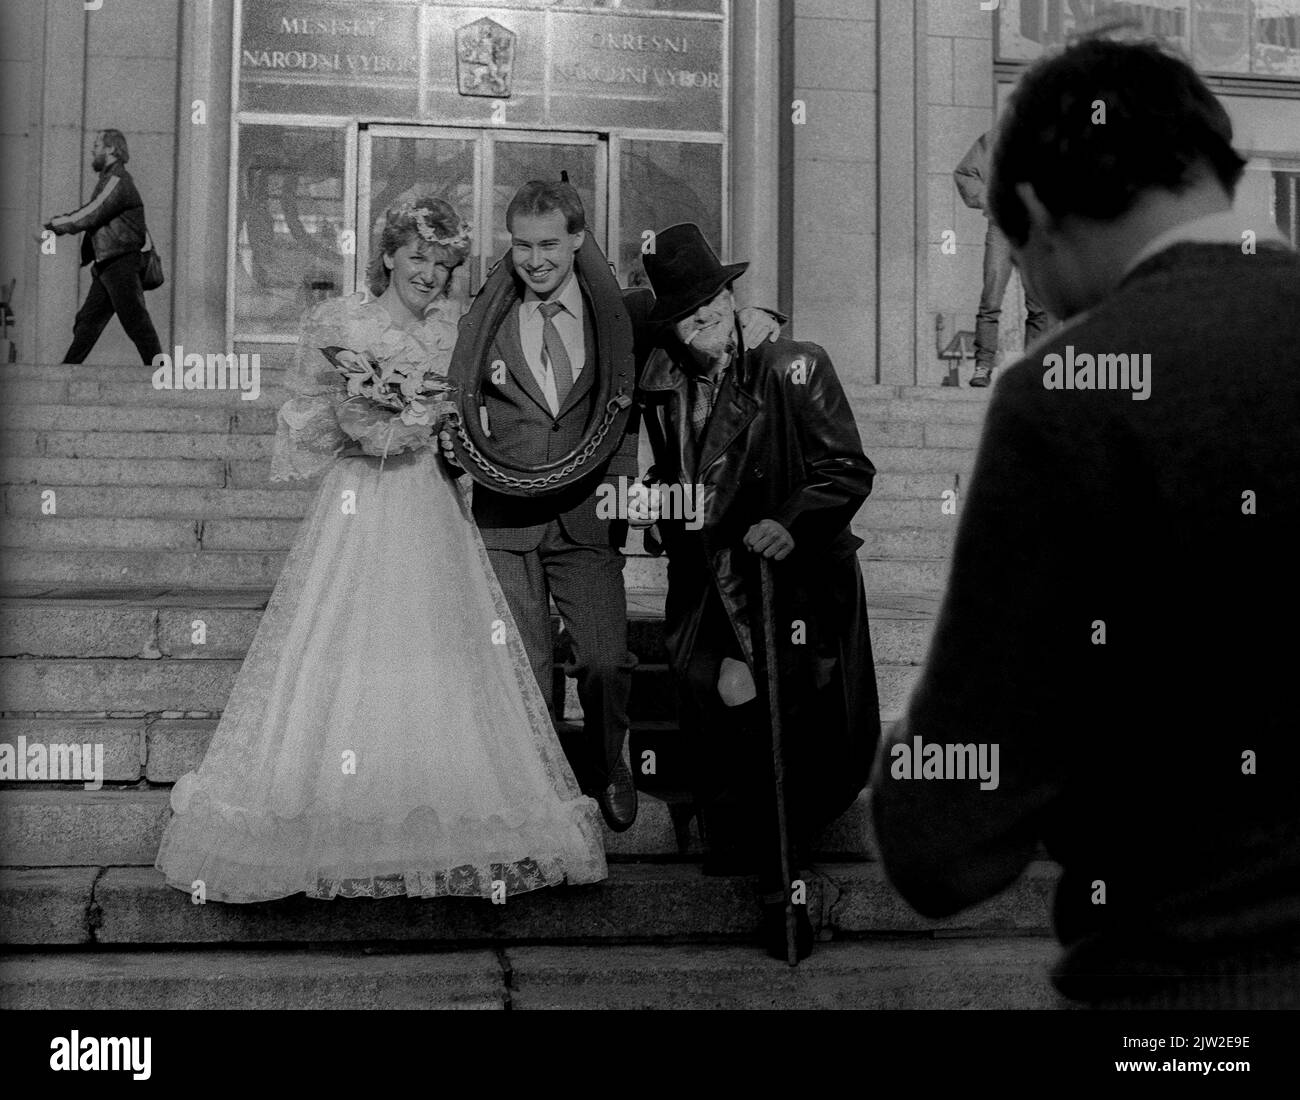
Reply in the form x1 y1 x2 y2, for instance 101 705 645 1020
43 129 162 366
954 129 1051 387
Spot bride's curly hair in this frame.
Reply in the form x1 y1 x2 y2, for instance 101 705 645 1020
366 195 471 297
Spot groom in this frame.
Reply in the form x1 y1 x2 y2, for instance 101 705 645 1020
443 180 781 833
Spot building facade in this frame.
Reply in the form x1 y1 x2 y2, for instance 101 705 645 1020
3 0 1298 381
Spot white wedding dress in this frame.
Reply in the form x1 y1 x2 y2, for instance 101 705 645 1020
155 292 607 902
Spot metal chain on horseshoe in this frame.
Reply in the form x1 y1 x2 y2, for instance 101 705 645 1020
450 393 632 490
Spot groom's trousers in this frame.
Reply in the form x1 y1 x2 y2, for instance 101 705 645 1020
487 521 637 792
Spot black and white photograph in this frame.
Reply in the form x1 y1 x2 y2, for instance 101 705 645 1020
0 0 1298 1078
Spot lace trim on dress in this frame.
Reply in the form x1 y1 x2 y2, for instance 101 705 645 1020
153 459 608 901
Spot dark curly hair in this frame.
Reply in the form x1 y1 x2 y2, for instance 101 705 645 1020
366 195 470 297
988 37 1247 248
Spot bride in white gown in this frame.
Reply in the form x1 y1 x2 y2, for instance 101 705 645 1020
155 196 607 903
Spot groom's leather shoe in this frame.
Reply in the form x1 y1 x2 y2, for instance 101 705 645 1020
597 759 638 832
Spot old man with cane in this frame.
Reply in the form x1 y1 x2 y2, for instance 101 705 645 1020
631 224 881 961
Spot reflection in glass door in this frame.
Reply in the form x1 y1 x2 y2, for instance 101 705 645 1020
230 121 353 340
358 127 606 298
358 128 480 305
485 133 604 276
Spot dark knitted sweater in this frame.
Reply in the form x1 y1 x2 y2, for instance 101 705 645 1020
871 242 1300 1002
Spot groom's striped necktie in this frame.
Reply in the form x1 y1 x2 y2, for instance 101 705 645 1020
538 300 574 410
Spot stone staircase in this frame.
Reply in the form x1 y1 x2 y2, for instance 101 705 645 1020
0 362 1061 1009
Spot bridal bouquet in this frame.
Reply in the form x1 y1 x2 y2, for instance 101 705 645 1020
319 338 456 461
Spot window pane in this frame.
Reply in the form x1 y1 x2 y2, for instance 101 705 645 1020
618 139 721 286
490 141 601 264
233 125 347 335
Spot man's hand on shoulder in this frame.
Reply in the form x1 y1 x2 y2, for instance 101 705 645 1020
737 307 782 347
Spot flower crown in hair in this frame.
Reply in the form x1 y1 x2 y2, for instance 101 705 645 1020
394 202 472 250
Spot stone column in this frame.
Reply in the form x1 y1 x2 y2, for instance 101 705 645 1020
876 0 925 385
33 1 87 363
729 0 783 314
173 0 233 353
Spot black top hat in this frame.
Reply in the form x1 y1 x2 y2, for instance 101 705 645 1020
642 223 749 324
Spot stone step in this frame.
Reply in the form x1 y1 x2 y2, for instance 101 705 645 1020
0 597 934 665
3 457 229 488
1 406 981 451
0 718 145 782
1 472 964 516
1 517 959 558
859 558 949 592
0 518 303 551
859 500 964 527
2 485 971 528
0 429 275 461
0 549 289 588
0 939 1062 1010
0 714 779 795
9 369 981 396
867 446 976 474
0 787 705 864
0 404 277 435
850 399 990 424
845 382 993 403
218 463 961 498
0 785 882 865
2 385 993 427
485 940 1062 1010
894 385 994 402
0 861 1057 947
0 379 287 409
857 525 955 559
1 436 976 476
1 363 290 384
0 548 671 591
3 373 987 421
2 485 312 519
908 422 982 449
0 654 921 720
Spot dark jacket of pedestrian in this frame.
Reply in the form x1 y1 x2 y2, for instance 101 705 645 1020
49 160 149 267
953 131 993 215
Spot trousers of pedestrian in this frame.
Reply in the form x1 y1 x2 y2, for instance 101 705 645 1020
63 251 162 366
975 219 1051 369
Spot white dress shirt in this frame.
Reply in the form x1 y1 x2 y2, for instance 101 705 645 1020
519 273 587 415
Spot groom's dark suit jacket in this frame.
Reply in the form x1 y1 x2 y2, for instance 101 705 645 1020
473 283 657 552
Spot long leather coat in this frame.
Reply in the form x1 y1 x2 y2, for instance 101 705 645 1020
639 325 882 832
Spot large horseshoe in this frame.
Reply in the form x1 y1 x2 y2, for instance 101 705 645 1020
446 232 637 498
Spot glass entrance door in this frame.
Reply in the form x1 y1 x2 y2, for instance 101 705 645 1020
357 126 606 298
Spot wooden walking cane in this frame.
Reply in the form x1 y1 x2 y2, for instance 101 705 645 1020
758 555 799 967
